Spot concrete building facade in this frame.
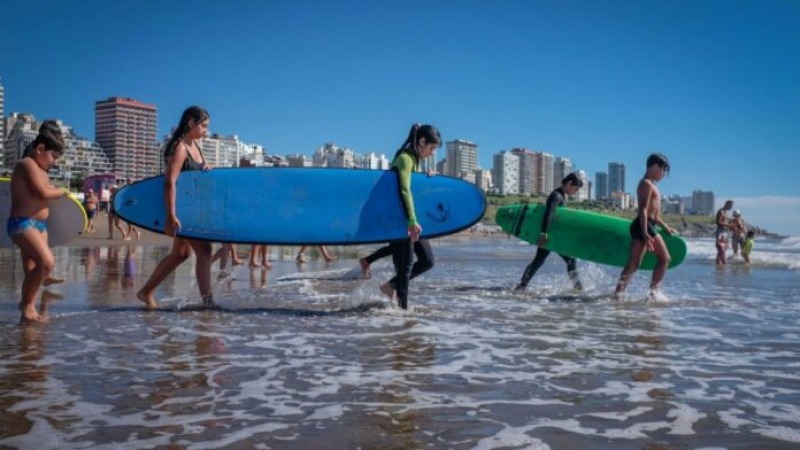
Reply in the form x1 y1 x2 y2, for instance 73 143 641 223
95 97 159 181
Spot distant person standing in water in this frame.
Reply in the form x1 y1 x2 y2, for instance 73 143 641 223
137 106 214 310
615 153 676 298
515 173 584 292
741 230 755 265
729 209 746 257
379 123 440 309
716 233 728 265
715 200 734 241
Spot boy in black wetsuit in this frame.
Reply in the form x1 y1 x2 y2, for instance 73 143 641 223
515 173 584 292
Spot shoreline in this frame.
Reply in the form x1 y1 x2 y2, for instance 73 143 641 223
72 214 789 251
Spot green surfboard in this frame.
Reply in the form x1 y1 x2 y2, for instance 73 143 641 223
496 203 687 270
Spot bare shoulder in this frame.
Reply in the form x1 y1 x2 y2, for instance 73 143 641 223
12 159 35 180
636 178 654 194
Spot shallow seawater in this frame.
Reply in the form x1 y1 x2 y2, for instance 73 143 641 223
0 236 799 449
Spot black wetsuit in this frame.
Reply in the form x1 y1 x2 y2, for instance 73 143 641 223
517 187 581 290
386 149 435 309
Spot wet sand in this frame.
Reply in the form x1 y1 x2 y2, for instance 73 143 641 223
72 213 171 247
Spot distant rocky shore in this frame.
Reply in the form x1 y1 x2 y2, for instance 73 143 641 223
675 221 784 239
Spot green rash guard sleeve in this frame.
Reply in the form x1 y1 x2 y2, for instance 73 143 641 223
392 152 418 226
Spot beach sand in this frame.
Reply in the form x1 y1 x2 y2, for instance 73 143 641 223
72 213 173 247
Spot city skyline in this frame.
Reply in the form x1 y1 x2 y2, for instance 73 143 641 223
1 1 798 235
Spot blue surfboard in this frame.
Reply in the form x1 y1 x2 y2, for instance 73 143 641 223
113 167 486 245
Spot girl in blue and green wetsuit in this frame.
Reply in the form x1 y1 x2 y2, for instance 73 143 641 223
380 124 441 309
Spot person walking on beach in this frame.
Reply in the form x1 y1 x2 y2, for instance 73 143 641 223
250 244 271 269
137 106 214 309
615 153 676 299
7 122 69 324
379 123 440 309
83 187 99 233
514 173 584 292
100 185 110 214
107 185 128 240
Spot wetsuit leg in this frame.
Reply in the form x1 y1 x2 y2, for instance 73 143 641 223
558 253 582 290
388 238 414 310
517 248 551 290
408 239 434 281
365 244 393 265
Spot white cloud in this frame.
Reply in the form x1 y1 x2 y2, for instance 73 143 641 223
722 196 800 237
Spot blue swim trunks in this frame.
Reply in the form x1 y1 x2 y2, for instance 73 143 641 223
6 217 47 237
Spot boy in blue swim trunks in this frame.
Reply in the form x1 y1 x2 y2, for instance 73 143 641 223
615 153 676 299
8 122 69 324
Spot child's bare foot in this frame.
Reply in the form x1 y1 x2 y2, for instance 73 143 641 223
136 290 157 310
232 258 244 266
249 262 261 269
43 276 64 286
19 304 48 325
324 255 336 263
359 258 371 279
380 282 395 300
296 254 307 263
263 261 272 269
134 229 141 240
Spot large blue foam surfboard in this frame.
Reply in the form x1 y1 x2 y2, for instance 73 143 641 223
113 167 486 245
0 177 88 248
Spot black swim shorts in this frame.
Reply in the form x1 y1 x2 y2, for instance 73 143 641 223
630 217 657 242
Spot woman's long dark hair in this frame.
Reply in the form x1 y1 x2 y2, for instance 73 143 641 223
394 123 441 161
163 106 209 163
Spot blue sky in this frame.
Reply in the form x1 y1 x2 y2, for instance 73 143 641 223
2 0 798 235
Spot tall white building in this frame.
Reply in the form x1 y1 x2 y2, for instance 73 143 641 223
553 156 573 187
201 133 248 168
286 154 313 167
692 190 715 215
357 152 390 170
444 139 478 178
532 151 554 196
574 170 590 201
313 142 356 168
492 151 519 195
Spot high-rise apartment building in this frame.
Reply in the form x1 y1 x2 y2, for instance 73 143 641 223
595 171 609 200
444 139 478 178
95 97 158 181
492 151 519 195
691 190 715 215
608 162 626 195
510 148 535 195
553 156 572 187
532 151 554 196
574 170 590 201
